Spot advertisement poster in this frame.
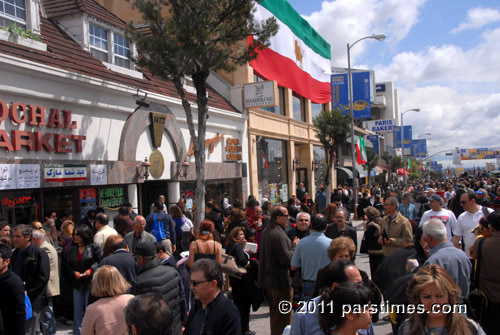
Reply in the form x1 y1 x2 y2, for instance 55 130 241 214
0 164 16 190
393 126 413 148
331 72 371 119
366 135 379 154
16 164 40 189
90 165 107 185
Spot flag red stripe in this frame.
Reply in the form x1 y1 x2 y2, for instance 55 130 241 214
248 37 331 104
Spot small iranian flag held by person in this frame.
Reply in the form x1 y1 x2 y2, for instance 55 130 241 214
356 136 367 165
248 0 331 103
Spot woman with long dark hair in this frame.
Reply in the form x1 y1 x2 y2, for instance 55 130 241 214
64 224 102 335
318 282 373 335
226 227 259 335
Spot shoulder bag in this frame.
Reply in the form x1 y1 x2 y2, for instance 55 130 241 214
221 243 247 279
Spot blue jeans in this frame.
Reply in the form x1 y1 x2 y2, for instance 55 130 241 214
40 297 56 335
73 287 89 335
302 280 316 300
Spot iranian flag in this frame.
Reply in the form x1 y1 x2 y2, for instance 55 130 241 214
249 0 331 103
356 136 367 165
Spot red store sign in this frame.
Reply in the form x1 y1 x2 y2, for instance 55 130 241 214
0 99 86 153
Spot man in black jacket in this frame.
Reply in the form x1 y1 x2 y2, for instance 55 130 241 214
131 242 182 334
325 208 358 249
99 237 138 283
0 243 26 335
184 259 241 335
11 224 50 335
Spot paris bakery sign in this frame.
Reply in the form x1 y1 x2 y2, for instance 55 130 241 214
0 99 86 153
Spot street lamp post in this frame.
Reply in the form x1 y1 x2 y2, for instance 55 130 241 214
401 108 420 185
348 33 386 210
418 133 431 139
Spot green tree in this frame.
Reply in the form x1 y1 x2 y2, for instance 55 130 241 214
381 151 403 182
313 109 351 203
365 147 379 187
126 0 278 231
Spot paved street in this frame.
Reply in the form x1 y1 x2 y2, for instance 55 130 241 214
56 219 393 335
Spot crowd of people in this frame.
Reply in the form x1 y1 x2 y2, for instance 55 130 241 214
0 174 499 335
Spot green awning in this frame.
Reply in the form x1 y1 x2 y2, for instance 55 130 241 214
336 167 353 179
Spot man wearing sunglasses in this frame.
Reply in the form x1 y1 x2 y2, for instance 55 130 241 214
184 259 240 335
258 206 294 335
452 190 493 257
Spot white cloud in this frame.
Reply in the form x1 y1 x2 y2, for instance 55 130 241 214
396 86 500 152
374 27 500 88
304 0 427 67
451 7 500 34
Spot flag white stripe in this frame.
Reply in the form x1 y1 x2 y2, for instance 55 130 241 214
254 5 331 83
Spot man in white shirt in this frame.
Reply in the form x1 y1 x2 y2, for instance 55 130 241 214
419 194 457 242
94 213 118 250
452 190 493 257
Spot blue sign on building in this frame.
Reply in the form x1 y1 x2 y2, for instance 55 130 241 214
331 74 349 114
331 72 371 119
393 126 413 148
410 139 427 158
367 135 380 154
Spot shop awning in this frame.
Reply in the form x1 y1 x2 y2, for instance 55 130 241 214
346 165 368 178
336 167 353 179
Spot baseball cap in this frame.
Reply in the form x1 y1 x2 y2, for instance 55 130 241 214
429 194 444 204
135 242 157 258
476 188 486 195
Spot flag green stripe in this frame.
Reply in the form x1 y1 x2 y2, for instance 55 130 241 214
259 0 331 60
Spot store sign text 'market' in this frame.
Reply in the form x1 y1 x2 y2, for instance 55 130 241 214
0 99 86 153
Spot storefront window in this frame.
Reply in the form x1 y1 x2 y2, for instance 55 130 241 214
0 190 40 225
79 187 98 220
257 137 288 205
180 179 242 211
311 103 325 121
313 145 327 190
292 93 306 122
44 189 74 221
99 186 127 219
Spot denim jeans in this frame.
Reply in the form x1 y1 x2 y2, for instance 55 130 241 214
73 287 89 335
302 280 316 300
40 297 56 335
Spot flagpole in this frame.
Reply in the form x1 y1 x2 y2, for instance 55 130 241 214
347 34 385 212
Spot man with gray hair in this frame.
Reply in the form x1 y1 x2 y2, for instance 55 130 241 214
378 196 413 256
287 212 311 245
423 218 472 297
32 230 60 335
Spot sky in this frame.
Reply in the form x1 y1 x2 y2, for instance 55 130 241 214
287 0 500 169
